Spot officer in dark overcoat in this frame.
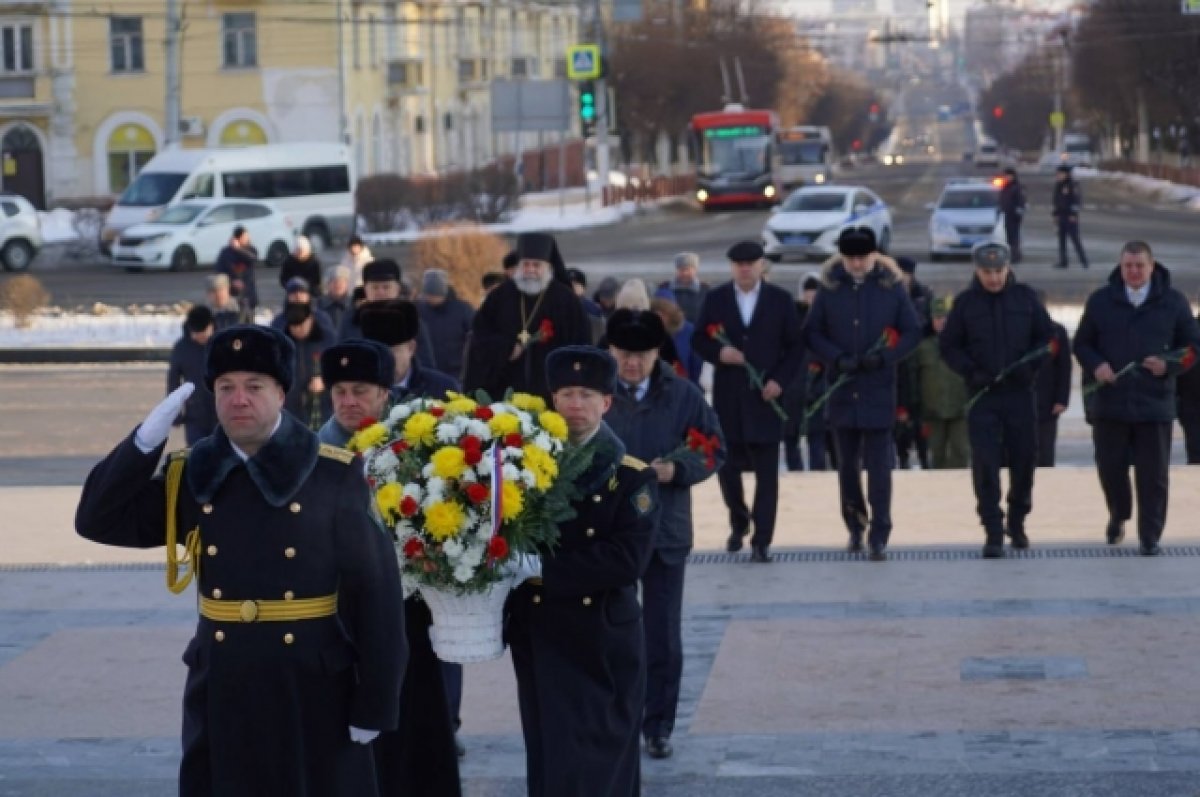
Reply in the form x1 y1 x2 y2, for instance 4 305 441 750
603 310 725 760
506 345 659 797
803 227 921 560
940 242 1056 557
691 240 803 562
74 324 407 797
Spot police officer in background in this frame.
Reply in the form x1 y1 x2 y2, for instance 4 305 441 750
1073 240 1200 554
998 167 1027 263
1051 165 1089 270
604 310 725 761
507 345 659 797
75 325 406 796
940 242 1055 558
804 227 921 561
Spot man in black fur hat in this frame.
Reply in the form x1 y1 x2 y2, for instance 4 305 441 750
75 324 406 797
360 299 460 403
463 232 591 401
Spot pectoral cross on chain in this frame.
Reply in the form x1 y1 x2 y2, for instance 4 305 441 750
517 329 532 346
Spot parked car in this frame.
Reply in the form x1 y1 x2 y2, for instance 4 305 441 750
762 185 892 262
0 193 42 272
928 178 1005 261
974 141 1001 167
109 199 295 272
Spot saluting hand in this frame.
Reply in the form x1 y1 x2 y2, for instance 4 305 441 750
718 346 745 366
134 382 195 453
1143 356 1167 377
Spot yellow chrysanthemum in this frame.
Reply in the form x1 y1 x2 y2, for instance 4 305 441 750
510 393 547 413
403 412 439 447
424 500 466 540
488 413 521 438
538 411 568 441
430 446 468 480
522 443 558 491
374 483 403 524
444 397 478 416
501 480 525 521
348 422 388 452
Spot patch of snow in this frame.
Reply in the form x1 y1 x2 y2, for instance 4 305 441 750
38 208 81 244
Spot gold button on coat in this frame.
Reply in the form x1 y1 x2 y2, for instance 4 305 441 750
202 504 213 514
582 596 593 606
593 495 602 503
284 547 296 559
532 594 542 604
283 633 295 645
585 528 595 537
284 591 295 600
214 630 225 642
206 545 218 556
239 601 259 622
212 588 223 599
289 502 301 514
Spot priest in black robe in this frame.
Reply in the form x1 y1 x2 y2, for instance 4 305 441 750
463 232 592 401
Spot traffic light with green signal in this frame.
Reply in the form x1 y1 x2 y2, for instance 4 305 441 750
578 81 596 136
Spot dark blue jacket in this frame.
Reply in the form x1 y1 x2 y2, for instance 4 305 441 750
416 293 474 380
604 361 725 563
390 361 461 403
803 255 921 430
939 271 1055 393
1074 264 1200 423
167 326 218 442
280 313 338 427
215 244 259 310
692 279 803 444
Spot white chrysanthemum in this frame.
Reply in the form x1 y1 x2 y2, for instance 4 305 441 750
463 419 491 439
435 423 463 444
502 462 522 481
373 449 399 474
520 468 538 489
401 483 423 501
462 543 484 567
453 562 475 583
423 477 447 505
533 432 553 452
387 403 414 423
476 455 494 477
460 468 478 484
421 462 435 479
395 519 416 538
443 538 464 559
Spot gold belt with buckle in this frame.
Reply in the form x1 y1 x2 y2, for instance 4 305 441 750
199 594 338 623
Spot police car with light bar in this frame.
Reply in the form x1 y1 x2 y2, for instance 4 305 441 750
762 185 892 262
927 178 1006 261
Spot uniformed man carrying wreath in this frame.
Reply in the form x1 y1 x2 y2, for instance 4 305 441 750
75 324 407 797
506 345 660 797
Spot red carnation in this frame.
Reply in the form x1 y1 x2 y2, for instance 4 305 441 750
686 427 708 451
366 476 377 488
1047 338 1060 358
475 407 494 421
706 323 724 339
465 483 490 504
390 440 409 455
704 454 716 471
402 538 425 559
461 435 482 451
504 432 524 448
464 447 483 466
808 362 823 375
1182 346 1197 370
896 406 909 423
882 327 900 350
357 416 378 430
487 535 509 560
399 496 419 517
673 360 687 377
430 407 445 418
921 422 932 440
538 318 555 343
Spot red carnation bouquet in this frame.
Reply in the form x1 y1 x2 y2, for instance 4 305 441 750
1083 344 1198 397
661 426 722 471
965 337 1060 411
706 323 788 420
805 327 901 423
527 318 555 346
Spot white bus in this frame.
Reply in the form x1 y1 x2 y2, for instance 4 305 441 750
100 143 355 256
775 126 834 189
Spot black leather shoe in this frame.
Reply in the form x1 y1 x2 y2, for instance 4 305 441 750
1139 542 1162 556
982 543 1005 558
726 529 746 553
750 545 773 563
645 736 673 759
1008 528 1030 550
1106 519 1125 545
848 531 864 553
867 545 887 562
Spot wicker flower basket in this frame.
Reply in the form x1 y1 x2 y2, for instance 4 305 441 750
418 578 514 663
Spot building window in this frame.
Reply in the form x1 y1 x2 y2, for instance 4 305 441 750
107 123 156 194
0 22 35 74
222 13 257 68
110 17 144 73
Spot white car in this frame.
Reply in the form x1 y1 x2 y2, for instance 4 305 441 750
763 186 892 262
0 193 42 272
974 142 1001 167
928 179 1005 261
110 199 295 272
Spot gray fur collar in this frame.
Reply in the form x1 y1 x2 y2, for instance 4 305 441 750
820 254 903 290
187 412 320 507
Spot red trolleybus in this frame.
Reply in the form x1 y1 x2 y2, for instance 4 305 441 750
691 105 781 210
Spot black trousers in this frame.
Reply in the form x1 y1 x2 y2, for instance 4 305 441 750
1037 418 1060 467
1056 218 1089 266
716 442 780 548
833 427 894 548
968 390 1037 535
1179 413 1200 464
641 550 687 741
1093 420 1173 544
1004 215 1023 261
783 428 828 471
441 661 463 731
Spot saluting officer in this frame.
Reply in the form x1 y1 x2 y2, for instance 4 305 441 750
317 340 464 796
804 227 921 560
940 242 1055 558
507 345 660 797
75 325 406 797
603 309 725 760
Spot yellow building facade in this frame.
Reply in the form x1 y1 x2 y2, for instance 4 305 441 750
0 0 578 207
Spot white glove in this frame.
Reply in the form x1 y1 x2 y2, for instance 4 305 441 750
349 725 379 744
135 383 195 453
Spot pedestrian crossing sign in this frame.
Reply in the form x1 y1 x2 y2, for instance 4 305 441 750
567 44 602 80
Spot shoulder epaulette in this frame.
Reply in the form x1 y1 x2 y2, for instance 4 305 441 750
168 448 190 462
319 443 356 464
621 454 648 471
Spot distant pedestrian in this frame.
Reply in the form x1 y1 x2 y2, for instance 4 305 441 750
204 274 244 329
318 265 354 332
167 306 218 444
1051 166 1089 269
338 259 436 371
338 235 375 286
278 236 323 298
1034 289 1072 467
214 225 259 317
914 296 969 469
804 227 921 561
998 167 1027 263
274 279 337 428
940 242 1055 558
659 252 710 323
416 268 475 380
693 240 803 563
1073 241 1200 554
567 267 605 342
